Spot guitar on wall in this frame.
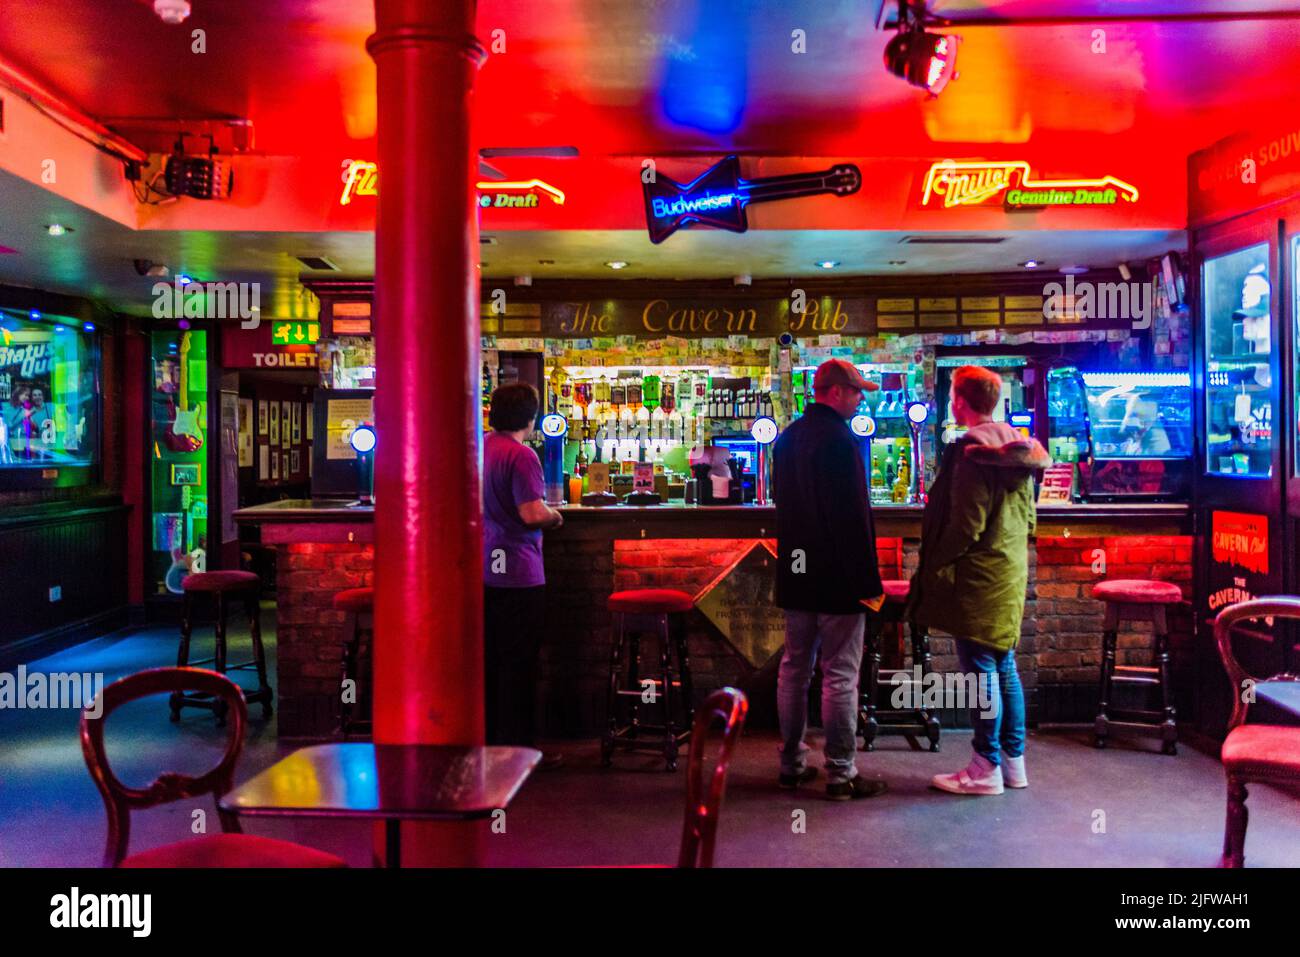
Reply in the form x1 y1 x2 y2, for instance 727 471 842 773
642 154 861 244
165 331 205 453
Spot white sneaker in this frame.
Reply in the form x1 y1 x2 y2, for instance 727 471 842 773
931 753 1004 795
1001 753 1028 789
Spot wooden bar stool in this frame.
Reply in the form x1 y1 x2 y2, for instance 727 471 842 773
334 587 374 738
1091 578 1182 754
861 580 941 752
170 571 273 726
601 588 696 771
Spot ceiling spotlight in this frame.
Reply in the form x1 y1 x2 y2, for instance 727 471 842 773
605 261 629 270
153 1 192 25
1117 263 1132 281
176 273 194 286
816 261 840 270
884 6 960 97
1019 260 1039 269
45 223 73 237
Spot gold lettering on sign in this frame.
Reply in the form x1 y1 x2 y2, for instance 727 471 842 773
559 302 614 335
789 298 850 333
641 300 757 334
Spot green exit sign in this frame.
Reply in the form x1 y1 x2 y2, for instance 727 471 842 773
271 322 320 345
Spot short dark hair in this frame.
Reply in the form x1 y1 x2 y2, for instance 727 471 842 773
952 365 1002 416
489 383 540 431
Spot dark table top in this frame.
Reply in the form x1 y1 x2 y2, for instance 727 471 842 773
1257 680 1300 720
219 743 541 820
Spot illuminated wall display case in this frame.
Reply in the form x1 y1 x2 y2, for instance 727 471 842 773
1047 369 1192 501
0 308 100 489
149 328 210 596
1203 242 1273 478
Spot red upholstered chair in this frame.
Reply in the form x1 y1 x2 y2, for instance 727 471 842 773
333 587 374 738
602 588 696 770
1214 598 1300 868
1090 578 1184 754
679 687 749 868
860 579 941 752
172 570 272 725
82 667 345 868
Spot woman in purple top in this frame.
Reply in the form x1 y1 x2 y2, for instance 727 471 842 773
482 383 563 756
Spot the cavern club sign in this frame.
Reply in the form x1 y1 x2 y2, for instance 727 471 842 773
1211 510 1269 576
920 160 1140 210
642 155 860 244
338 160 565 208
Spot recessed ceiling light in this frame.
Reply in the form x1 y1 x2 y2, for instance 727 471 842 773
45 224 73 236
816 261 840 270
538 259 555 266
605 261 629 270
176 273 194 285
1019 260 1039 269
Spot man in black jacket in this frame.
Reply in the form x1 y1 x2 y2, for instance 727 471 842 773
773 359 887 800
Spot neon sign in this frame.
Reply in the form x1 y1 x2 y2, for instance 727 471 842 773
643 155 860 244
338 160 566 208
921 161 1139 209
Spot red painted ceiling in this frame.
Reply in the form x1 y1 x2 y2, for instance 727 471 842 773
0 0 1297 164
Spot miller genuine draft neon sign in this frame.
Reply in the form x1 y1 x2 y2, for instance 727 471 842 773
920 161 1139 209
338 160 566 208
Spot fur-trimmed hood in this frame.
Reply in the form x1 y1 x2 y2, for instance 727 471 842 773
959 421 1053 474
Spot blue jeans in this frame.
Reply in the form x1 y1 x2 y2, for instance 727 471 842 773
955 638 1026 767
779 611 864 784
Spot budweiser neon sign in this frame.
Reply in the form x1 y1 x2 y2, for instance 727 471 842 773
338 160 565 207
921 161 1139 209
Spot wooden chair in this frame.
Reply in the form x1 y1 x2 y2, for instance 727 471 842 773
678 686 748 868
1214 598 1300 868
81 667 345 868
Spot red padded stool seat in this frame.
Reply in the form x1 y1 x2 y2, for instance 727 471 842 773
174 570 272 725
1091 579 1182 604
881 580 911 603
120 833 346 868
333 587 374 612
182 570 260 593
607 589 694 615
1091 578 1182 754
1221 725 1300 778
603 589 696 770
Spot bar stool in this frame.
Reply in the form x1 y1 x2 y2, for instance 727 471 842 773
1091 578 1182 754
601 588 696 771
334 587 374 738
860 580 941 752
170 571 273 725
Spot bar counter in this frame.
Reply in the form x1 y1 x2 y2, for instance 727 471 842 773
236 500 1193 738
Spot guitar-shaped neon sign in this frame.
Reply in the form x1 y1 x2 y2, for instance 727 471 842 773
164 331 205 453
642 155 861 244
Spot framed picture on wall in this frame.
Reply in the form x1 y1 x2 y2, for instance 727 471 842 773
269 402 279 445
270 452 279 480
292 403 302 444
281 402 292 449
257 400 268 436
170 463 202 486
291 449 300 474
281 452 290 478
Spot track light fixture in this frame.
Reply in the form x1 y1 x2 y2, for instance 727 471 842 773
883 1 960 96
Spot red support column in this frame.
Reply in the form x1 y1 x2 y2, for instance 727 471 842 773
368 0 485 865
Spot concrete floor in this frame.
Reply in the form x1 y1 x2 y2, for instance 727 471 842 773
2 613 1297 868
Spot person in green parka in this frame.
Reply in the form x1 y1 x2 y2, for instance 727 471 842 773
908 365 1051 796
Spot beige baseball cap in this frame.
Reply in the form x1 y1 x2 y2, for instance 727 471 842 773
813 358 878 392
